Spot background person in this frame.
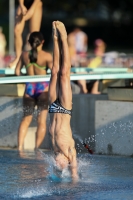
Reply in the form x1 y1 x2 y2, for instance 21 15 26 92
68 26 88 67
88 39 106 94
49 21 78 180
15 31 52 150
68 27 88 94
10 0 43 68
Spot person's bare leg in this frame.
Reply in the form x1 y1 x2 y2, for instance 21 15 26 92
56 21 78 179
24 1 43 51
18 115 33 150
29 1 43 32
24 0 41 21
9 7 25 68
91 81 101 94
9 0 41 68
36 109 48 149
77 79 88 93
48 21 61 152
49 21 60 104
55 21 72 109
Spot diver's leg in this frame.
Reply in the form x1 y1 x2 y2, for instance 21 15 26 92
55 21 72 109
49 21 60 104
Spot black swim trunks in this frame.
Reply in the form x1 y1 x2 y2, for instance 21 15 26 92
49 99 72 116
24 0 34 9
24 0 42 9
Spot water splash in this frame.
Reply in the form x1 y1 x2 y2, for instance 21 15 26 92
73 133 93 154
39 150 71 183
73 133 83 143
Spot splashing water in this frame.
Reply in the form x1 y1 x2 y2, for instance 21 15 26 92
73 133 83 143
73 133 93 154
39 150 71 182
1 149 133 200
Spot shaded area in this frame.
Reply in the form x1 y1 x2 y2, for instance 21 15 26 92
1 0 133 51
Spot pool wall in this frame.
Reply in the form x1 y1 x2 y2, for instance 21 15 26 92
95 100 133 156
0 94 133 156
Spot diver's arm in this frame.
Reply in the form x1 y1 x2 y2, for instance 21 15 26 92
69 148 79 180
49 126 57 152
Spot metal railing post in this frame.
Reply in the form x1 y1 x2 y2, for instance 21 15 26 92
9 0 15 55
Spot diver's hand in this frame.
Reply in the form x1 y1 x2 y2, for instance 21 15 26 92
72 174 79 182
71 167 79 182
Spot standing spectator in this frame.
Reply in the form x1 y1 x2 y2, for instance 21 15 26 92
88 39 106 68
68 26 88 67
15 31 52 151
88 39 106 94
68 27 88 94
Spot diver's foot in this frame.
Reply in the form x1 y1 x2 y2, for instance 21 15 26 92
52 21 59 40
55 21 67 40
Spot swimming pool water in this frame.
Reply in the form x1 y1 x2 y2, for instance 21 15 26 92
0 149 133 200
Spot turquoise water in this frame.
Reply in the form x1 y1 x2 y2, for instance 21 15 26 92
0 149 133 200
